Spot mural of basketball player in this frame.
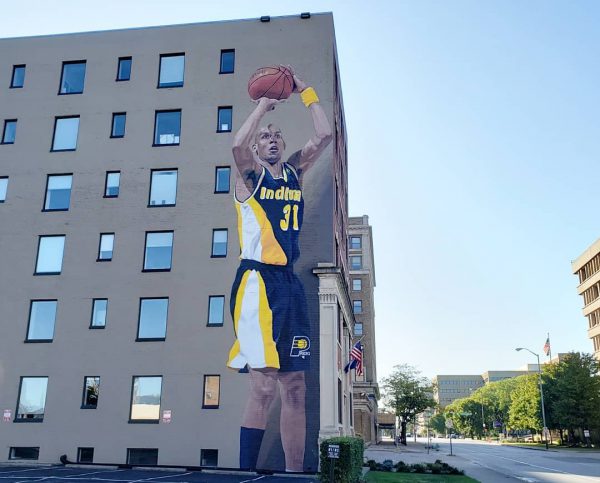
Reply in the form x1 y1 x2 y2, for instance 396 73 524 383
227 66 332 472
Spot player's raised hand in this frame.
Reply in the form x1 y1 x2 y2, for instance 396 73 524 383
283 65 307 93
252 97 285 111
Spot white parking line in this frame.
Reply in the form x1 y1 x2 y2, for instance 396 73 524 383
128 472 193 483
240 476 266 483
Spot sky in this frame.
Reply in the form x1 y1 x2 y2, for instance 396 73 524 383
2 0 599 380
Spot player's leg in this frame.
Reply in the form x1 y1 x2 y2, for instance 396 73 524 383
239 368 278 470
278 370 306 472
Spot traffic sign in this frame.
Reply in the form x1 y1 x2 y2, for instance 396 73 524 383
445 419 454 429
327 444 340 459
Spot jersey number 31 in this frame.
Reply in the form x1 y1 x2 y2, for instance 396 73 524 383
280 204 299 231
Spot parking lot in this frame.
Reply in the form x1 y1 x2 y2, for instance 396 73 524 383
0 466 318 483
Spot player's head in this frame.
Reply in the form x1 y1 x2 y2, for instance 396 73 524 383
253 124 286 164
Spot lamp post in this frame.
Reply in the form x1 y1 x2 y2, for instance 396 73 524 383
515 347 549 450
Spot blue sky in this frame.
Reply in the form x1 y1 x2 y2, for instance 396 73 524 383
2 0 599 379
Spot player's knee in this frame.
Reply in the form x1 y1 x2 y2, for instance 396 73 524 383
250 385 276 408
281 382 305 408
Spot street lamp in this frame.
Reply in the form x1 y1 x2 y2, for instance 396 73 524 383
515 347 549 450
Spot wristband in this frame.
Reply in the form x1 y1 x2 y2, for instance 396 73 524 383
300 87 319 108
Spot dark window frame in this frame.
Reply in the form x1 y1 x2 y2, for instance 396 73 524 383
34 234 66 276
110 112 126 138
77 447 94 463
1 119 17 145
352 278 362 291
207 295 225 327
200 449 219 467
128 375 162 424
214 166 231 194
216 106 233 133
104 171 121 198
14 376 48 423
0 176 8 202
157 53 185 88
116 56 132 82
219 49 235 74
10 64 26 88
127 448 159 465
58 60 87 95
354 322 363 336
51 115 80 152
136 297 169 342
42 173 73 212
202 374 221 409
81 376 100 409
353 300 363 314
97 232 115 262
25 299 57 343
349 236 362 250
142 230 174 272
153 109 181 147
350 255 362 270
89 298 108 329
211 228 228 258
9 447 40 460
148 169 178 208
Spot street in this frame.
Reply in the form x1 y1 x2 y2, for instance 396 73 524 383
430 437 600 482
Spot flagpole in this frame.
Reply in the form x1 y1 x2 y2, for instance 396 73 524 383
547 332 552 361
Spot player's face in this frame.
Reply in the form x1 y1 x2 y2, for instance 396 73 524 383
255 126 285 164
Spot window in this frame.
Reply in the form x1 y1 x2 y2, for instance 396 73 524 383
0 177 8 202
153 110 181 146
130 376 162 422
11 65 26 88
201 449 218 467
35 235 65 274
214 167 230 193
137 298 169 340
208 296 225 326
203 375 220 409
2 119 16 144
104 171 120 198
44 174 72 211
211 229 228 257
82 377 100 408
117 57 132 81
338 379 342 424
59 61 86 94
77 448 94 463
97 233 114 261
149 169 177 206
158 53 184 88
16 377 48 421
354 322 363 336
52 116 79 151
350 255 362 270
352 279 362 291
353 300 362 314
349 236 362 249
143 232 173 271
26 300 57 342
127 448 158 465
217 107 232 132
90 299 108 328
111 113 126 138
10 447 40 460
219 49 235 74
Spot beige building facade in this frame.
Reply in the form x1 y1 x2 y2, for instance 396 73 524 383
572 238 600 361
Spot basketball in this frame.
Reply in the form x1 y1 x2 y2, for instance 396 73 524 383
248 66 295 100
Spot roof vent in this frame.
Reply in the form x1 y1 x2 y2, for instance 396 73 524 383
260 16 271 22
300 12 311 19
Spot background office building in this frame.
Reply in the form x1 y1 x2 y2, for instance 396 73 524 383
0 13 356 471
347 215 379 445
572 238 600 361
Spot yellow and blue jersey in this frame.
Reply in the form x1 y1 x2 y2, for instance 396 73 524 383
235 162 304 266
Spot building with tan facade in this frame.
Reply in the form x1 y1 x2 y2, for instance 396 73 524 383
572 238 600 361
0 13 358 472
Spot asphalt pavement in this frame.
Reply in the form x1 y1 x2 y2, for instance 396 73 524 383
365 437 600 482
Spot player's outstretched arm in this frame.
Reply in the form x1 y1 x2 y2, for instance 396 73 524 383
287 68 332 180
233 98 283 196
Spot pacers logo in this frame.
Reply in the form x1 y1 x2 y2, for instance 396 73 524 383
290 336 311 358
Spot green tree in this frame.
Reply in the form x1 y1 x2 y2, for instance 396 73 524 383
476 377 520 436
381 365 436 445
429 413 446 436
543 352 600 444
508 374 541 434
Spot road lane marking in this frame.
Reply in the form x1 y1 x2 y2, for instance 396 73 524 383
128 472 193 483
240 476 266 483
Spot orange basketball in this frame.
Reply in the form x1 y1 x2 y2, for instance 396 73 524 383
248 66 295 100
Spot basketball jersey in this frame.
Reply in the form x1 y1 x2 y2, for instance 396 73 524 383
235 162 304 266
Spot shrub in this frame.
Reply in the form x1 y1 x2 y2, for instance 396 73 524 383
366 459 377 470
394 461 409 472
319 437 364 483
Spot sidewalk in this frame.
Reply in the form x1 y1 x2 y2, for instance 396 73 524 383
364 441 518 483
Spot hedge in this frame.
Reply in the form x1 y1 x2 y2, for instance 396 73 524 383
319 436 364 483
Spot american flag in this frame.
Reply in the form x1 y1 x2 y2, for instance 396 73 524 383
543 337 551 356
344 341 363 376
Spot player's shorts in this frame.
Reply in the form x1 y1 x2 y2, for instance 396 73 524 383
227 259 311 372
